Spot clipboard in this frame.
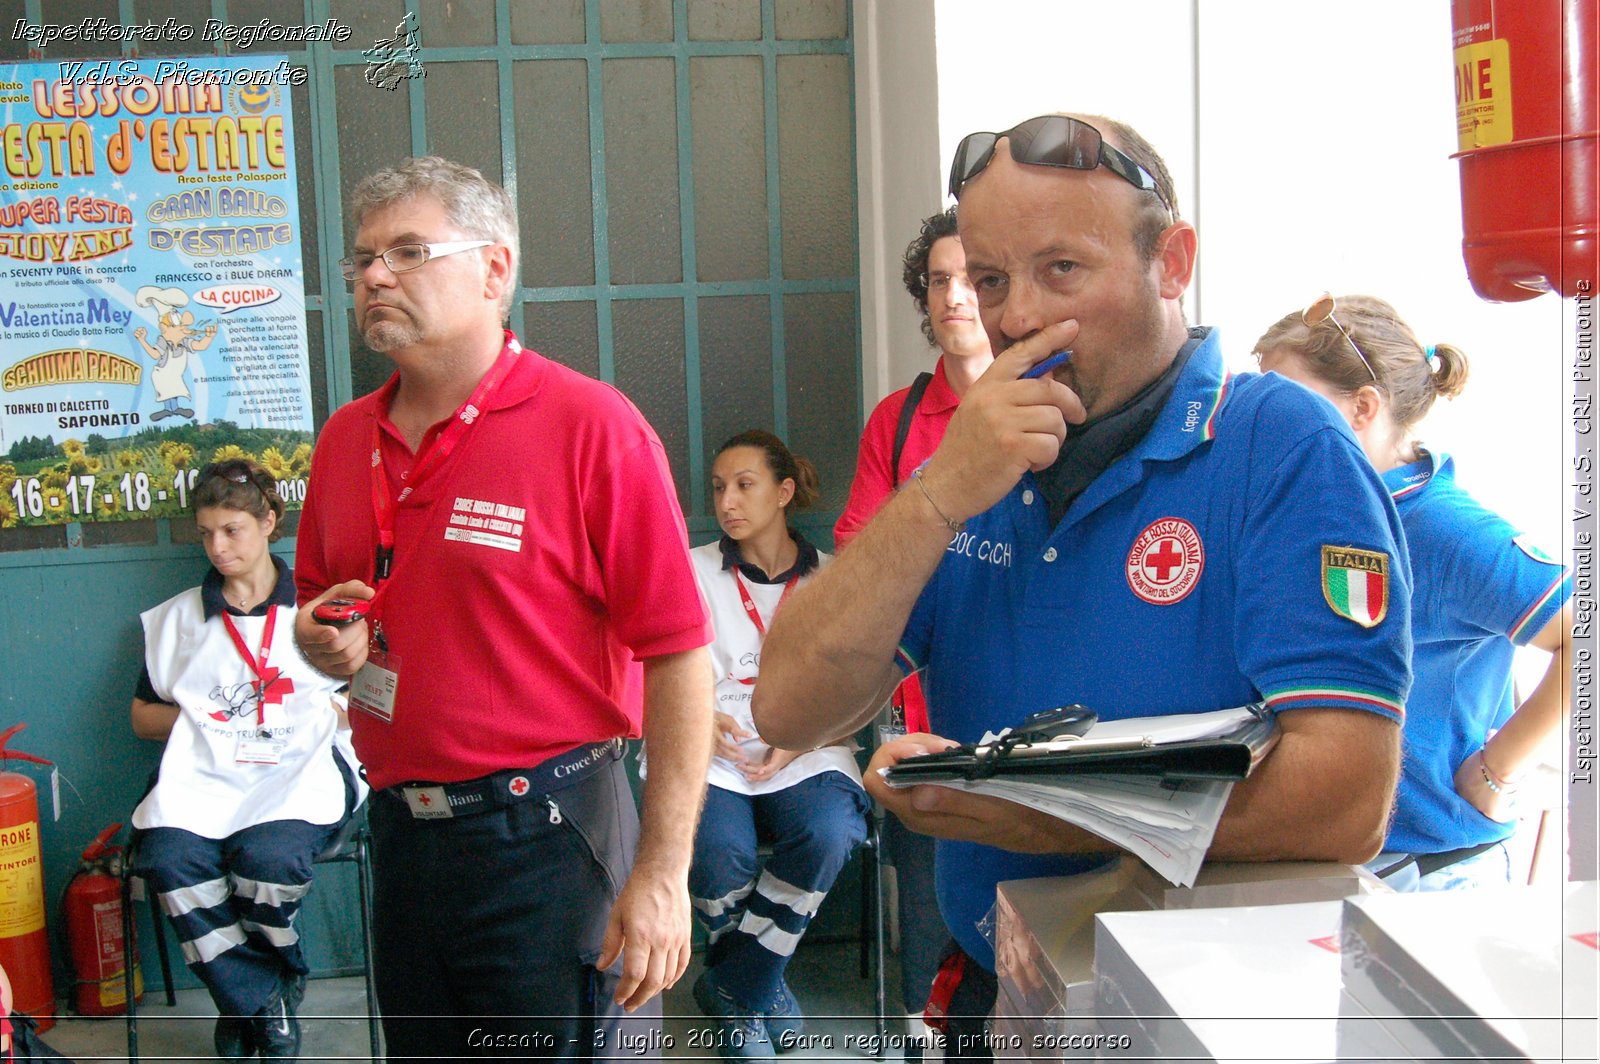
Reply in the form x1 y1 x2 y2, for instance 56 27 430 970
883 703 1279 786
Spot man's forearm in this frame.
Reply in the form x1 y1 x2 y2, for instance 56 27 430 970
635 647 715 874
1207 707 1400 864
754 481 955 749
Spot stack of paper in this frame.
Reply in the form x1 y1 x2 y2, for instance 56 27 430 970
883 706 1272 886
912 767 1230 886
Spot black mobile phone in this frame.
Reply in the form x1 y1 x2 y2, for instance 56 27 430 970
1008 704 1098 744
312 598 371 627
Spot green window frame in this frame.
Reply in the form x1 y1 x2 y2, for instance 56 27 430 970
0 0 861 559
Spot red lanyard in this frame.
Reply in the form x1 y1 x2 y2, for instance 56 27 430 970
221 608 280 728
368 333 522 591
731 570 799 638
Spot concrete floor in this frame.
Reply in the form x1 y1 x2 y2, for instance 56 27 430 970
34 941 911 1062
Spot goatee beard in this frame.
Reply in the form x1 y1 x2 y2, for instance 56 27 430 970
364 320 421 351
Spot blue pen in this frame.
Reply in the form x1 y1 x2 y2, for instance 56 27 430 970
1022 350 1072 379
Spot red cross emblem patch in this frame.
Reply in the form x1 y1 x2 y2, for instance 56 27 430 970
508 776 530 797
255 667 295 707
1126 517 1205 605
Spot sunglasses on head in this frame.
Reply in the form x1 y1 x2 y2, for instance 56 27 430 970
198 461 251 486
948 115 1168 210
1302 293 1378 383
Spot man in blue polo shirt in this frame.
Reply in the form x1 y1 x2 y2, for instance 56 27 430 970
753 113 1411 1058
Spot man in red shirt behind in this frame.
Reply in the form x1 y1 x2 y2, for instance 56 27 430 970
835 208 991 1057
835 207 993 549
294 156 713 1062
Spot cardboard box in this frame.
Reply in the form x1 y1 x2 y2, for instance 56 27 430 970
992 859 1380 1060
993 861 1131 1018
1335 987 1415 1061
1128 855 1386 910
1337 883 1593 1062
1093 900 1345 1063
1563 881 1599 1063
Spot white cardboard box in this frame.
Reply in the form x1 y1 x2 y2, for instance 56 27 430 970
993 860 1381 1060
1337 883 1596 1062
1093 900 1346 1064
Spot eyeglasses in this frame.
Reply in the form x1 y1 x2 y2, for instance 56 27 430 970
339 240 492 281
1302 293 1378 383
918 271 975 294
948 115 1168 210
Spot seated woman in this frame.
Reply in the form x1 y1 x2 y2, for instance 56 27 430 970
1255 295 1570 889
688 430 871 1059
130 459 364 1061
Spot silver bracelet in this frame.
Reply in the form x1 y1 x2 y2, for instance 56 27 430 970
911 466 964 534
1477 749 1518 795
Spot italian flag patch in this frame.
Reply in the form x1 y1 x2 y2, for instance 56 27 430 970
1321 546 1389 628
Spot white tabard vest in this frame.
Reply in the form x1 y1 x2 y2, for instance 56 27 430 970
133 589 365 837
691 541 863 797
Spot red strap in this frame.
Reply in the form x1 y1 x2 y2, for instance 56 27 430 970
923 947 968 1032
368 332 522 611
731 570 799 638
220 608 280 728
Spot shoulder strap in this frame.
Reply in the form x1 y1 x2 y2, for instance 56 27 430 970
892 371 935 488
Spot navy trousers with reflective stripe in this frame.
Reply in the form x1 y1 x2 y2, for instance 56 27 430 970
133 819 337 1016
689 771 870 1012
368 756 659 1063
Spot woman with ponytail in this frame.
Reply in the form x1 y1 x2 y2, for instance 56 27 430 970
1255 296 1570 889
684 430 870 1058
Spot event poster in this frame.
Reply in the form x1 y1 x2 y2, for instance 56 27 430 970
0 55 311 526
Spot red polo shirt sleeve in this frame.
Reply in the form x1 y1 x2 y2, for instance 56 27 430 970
585 419 713 660
834 358 960 550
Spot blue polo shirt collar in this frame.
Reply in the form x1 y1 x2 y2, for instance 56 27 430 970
1023 326 1228 533
718 529 820 583
200 554 295 620
1382 448 1449 503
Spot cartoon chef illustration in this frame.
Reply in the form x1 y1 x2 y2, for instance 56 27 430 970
133 286 218 422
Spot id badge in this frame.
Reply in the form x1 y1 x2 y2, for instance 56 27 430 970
350 644 401 722
878 723 907 747
236 733 286 765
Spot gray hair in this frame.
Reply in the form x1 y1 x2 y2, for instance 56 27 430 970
349 156 519 321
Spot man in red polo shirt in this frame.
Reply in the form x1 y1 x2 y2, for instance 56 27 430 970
835 207 991 1058
835 207 993 549
293 156 713 1062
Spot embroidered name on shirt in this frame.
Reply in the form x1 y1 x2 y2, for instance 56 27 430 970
444 495 526 552
1182 400 1202 433
946 529 1012 568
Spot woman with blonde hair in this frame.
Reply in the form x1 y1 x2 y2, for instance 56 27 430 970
1255 295 1570 889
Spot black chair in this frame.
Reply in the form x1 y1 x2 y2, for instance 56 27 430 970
121 812 382 1062
854 811 889 1060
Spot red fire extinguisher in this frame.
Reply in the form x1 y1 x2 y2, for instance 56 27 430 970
1451 0 1598 301
64 824 141 1016
0 724 55 1033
